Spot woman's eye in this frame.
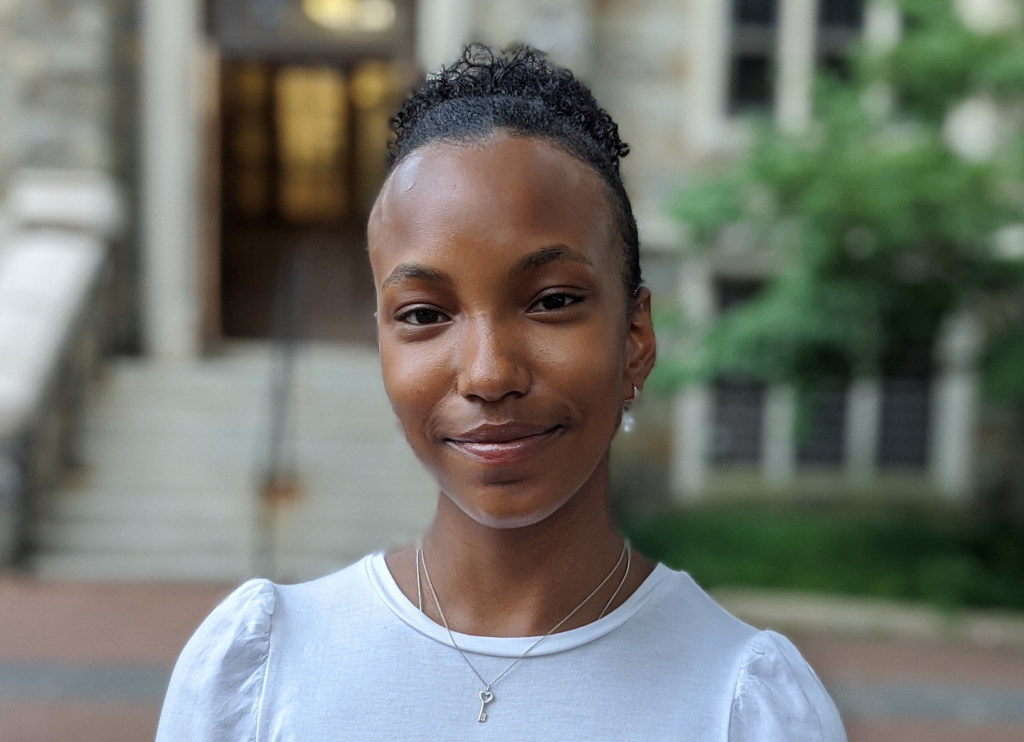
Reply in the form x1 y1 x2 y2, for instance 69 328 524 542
398 308 449 326
529 293 583 312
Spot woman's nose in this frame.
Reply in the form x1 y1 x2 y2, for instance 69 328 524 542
457 318 531 403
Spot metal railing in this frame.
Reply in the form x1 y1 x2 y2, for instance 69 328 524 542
0 169 119 566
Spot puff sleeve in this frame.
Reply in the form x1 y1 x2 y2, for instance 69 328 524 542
728 630 847 742
156 579 277 742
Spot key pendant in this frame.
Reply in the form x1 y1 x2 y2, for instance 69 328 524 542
477 689 494 722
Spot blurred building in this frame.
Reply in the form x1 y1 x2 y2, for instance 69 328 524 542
665 0 980 508
0 0 985 580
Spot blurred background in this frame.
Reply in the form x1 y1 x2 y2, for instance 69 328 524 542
0 0 1023 740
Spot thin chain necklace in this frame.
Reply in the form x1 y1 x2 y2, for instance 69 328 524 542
416 541 632 723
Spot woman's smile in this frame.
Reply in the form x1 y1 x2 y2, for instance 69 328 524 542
444 421 566 467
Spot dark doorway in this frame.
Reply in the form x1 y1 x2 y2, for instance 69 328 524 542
206 0 417 344
219 59 413 343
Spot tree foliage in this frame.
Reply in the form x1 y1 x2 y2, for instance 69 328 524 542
660 0 1024 401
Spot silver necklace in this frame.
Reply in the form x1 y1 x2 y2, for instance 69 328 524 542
416 541 631 722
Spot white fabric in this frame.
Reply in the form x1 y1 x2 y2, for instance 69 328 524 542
157 554 846 741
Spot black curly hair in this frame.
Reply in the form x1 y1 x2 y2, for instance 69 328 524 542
388 45 642 302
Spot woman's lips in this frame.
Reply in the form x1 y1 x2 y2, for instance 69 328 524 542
445 422 563 466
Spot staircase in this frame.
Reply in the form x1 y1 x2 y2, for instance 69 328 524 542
30 343 437 583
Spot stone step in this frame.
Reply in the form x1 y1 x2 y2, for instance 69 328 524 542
38 484 435 523
33 343 436 582
30 551 254 583
33 519 251 553
36 490 249 522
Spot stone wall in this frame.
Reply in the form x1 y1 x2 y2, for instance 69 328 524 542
0 0 140 351
591 0 691 219
0 0 19 193
6 0 114 172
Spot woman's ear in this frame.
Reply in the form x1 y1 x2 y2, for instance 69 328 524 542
622 287 657 398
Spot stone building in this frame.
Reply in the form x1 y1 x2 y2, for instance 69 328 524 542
0 0 984 579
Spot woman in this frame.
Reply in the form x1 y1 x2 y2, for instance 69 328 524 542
157 46 846 741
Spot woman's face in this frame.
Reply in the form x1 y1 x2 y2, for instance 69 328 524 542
368 135 655 529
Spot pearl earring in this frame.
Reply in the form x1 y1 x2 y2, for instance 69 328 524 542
621 386 638 434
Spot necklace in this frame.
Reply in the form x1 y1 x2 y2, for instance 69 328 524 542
416 541 632 722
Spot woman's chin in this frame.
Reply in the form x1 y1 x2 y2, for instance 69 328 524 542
443 485 576 531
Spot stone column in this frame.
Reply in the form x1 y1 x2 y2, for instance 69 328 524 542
140 0 202 360
670 258 714 502
523 0 594 79
0 0 16 193
775 0 818 135
865 0 902 54
685 0 732 152
417 0 474 73
762 384 796 489
930 312 983 502
845 377 881 489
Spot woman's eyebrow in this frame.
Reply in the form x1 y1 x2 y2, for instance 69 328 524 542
515 245 592 273
381 264 453 290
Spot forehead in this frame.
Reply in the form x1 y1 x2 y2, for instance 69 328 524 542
368 136 617 277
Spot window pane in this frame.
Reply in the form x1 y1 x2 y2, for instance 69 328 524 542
734 0 778 25
878 379 931 468
797 387 848 466
729 55 773 113
819 0 863 28
712 380 766 465
275 66 349 223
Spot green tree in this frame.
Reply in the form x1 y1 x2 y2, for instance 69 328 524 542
662 0 1024 513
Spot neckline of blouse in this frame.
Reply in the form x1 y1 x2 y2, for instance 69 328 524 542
365 551 676 658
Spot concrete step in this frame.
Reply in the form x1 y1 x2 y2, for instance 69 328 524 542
33 519 251 553
36 491 248 522
33 343 436 582
30 551 254 583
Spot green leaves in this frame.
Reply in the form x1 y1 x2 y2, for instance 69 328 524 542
624 506 1024 609
668 0 1024 397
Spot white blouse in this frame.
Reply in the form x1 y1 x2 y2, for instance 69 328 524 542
157 554 846 741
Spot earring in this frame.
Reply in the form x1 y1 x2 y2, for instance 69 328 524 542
621 386 638 434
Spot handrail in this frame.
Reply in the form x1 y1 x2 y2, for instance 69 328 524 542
0 192 111 565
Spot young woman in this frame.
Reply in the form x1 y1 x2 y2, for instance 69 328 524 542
157 46 846 741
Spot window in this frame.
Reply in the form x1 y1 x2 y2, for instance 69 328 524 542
819 0 863 28
818 0 863 79
726 0 865 114
711 279 767 465
735 0 778 24
712 380 766 464
796 386 848 466
877 343 932 468
878 380 931 467
730 57 774 112
728 0 778 114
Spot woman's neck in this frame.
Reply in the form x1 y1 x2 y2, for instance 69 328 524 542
385 461 655 638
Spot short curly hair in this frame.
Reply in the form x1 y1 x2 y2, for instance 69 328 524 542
388 45 642 302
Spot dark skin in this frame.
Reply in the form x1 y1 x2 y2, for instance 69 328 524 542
370 133 657 638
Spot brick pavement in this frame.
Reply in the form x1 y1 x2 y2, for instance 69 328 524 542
795 633 1024 741
2 575 1023 742
0 576 229 742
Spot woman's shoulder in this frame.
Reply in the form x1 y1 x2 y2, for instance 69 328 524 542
646 568 845 740
646 566 760 647
155 578 277 741
155 556 378 741
728 630 847 742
